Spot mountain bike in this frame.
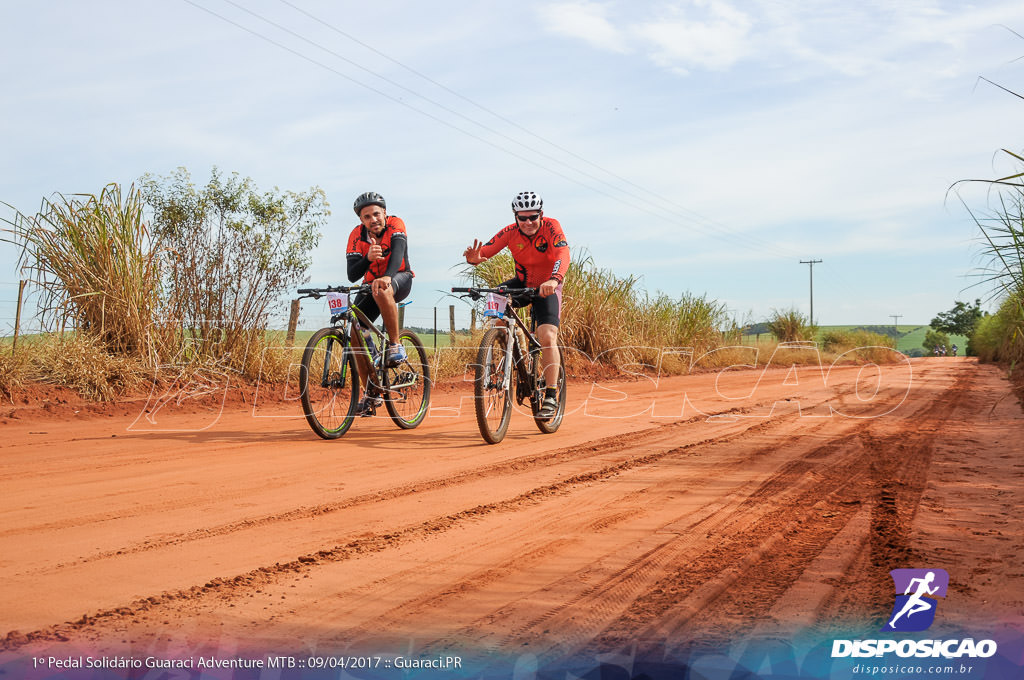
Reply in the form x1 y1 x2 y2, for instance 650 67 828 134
451 285 567 444
296 285 430 439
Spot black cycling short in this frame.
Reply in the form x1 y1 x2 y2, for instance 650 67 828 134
500 277 562 328
352 271 413 323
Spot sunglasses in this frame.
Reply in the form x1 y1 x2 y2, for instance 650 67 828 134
516 213 541 222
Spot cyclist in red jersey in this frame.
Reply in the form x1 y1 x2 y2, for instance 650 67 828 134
463 191 569 418
346 191 414 415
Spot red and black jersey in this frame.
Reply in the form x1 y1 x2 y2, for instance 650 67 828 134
479 217 570 288
346 215 412 282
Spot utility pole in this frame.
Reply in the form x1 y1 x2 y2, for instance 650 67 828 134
890 314 902 332
799 259 822 326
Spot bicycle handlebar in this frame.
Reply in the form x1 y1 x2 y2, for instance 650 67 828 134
296 284 370 299
451 285 538 301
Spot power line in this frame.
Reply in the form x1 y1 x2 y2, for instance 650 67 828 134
272 0 800 260
182 0 801 260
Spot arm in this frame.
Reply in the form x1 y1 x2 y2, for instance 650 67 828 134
347 252 370 282
346 225 370 282
479 225 514 259
383 233 407 279
465 225 514 264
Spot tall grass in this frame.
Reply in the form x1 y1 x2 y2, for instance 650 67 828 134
819 328 898 364
970 292 1024 364
959 149 1024 366
457 249 728 372
768 308 816 342
3 184 169 363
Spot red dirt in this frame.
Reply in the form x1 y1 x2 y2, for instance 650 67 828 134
0 357 1021 673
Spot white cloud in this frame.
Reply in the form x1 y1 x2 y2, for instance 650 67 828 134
632 1 754 73
537 1 629 53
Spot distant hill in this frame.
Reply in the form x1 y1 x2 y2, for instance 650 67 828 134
742 324 969 356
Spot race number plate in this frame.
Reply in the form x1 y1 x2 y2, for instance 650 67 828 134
327 291 349 314
483 292 507 318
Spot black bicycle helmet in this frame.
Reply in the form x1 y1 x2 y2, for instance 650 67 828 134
353 191 386 215
511 190 542 212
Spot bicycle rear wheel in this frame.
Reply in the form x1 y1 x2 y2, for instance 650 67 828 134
299 328 359 439
533 349 566 434
475 327 512 444
384 329 431 429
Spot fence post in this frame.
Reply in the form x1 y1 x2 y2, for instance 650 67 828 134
449 305 456 340
433 307 437 351
470 308 476 333
286 299 300 345
399 304 405 329
12 279 25 354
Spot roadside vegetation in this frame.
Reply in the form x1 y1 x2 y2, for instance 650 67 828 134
955 99 1024 368
962 177 1024 365
2 169 328 400
4 173 909 401
441 252 902 380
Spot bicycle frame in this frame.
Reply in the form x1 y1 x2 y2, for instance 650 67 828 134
453 286 544 405
297 285 398 397
491 307 543 405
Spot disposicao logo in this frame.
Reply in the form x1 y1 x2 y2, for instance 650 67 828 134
831 568 998 660
883 568 948 632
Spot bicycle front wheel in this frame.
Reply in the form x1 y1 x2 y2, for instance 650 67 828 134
299 328 359 439
533 349 566 434
384 329 431 429
474 327 512 444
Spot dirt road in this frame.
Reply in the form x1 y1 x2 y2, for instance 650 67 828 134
1 357 1022 675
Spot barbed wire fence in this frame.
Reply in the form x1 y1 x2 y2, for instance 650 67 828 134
3 279 483 352
0 280 43 347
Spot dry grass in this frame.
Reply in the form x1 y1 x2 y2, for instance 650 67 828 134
1 334 147 401
458 250 729 374
767 308 816 342
3 184 170 364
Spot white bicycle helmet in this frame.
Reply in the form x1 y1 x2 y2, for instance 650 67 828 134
511 191 542 212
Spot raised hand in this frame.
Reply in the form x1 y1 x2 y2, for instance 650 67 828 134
464 239 485 265
367 236 384 262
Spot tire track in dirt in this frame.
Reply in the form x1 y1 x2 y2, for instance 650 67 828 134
330 410 879 657
16 376 891 566
3 385 859 649
475 433 873 663
570 367 974 660
0 366 925 651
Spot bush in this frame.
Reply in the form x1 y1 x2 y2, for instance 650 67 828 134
767 308 816 342
141 167 329 374
970 293 1024 364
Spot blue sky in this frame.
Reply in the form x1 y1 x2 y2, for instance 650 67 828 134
3 0 1024 334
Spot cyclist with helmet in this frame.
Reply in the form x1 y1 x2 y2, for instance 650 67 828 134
463 191 570 419
347 191 414 415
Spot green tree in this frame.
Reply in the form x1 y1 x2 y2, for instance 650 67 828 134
922 329 951 356
141 167 328 368
930 299 985 336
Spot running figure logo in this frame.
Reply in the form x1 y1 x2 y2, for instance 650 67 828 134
883 568 949 632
